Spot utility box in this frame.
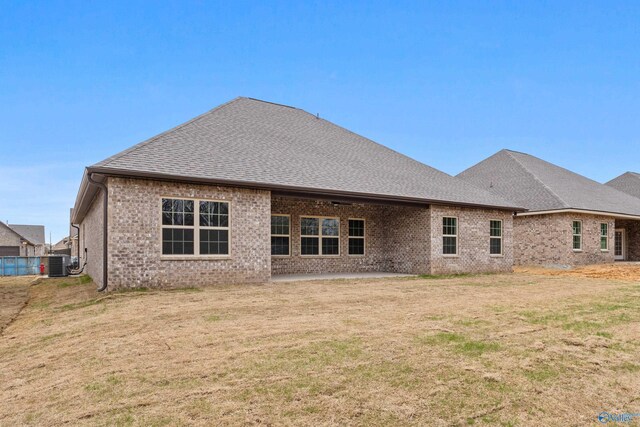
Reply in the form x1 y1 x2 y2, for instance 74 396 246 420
48 255 70 277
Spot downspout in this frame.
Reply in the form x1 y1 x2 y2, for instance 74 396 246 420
87 173 108 292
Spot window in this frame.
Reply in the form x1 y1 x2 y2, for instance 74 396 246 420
348 219 365 256
572 220 582 251
600 223 608 251
301 217 339 256
490 220 502 255
161 198 230 256
442 217 458 255
271 215 290 256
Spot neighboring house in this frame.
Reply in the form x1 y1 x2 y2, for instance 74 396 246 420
606 172 640 200
0 221 45 256
52 236 72 255
458 150 640 266
71 97 523 290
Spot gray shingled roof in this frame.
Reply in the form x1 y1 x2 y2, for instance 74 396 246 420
457 150 640 217
8 224 45 245
87 97 520 210
606 172 640 200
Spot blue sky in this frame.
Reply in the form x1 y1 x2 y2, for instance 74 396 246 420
1 1 639 242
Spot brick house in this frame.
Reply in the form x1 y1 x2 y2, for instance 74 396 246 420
0 221 45 257
458 150 640 266
71 97 522 290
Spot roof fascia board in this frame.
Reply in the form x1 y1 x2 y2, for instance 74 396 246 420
516 208 640 220
86 166 525 212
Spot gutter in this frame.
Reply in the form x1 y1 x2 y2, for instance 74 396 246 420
515 208 640 221
87 173 108 292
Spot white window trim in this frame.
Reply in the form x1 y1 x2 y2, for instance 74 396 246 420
160 196 232 260
348 218 366 257
300 215 340 257
489 219 503 257
271 214 291 257
600 222 609 252
442 216 458 257
572 220 582 252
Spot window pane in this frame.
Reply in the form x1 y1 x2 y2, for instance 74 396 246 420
349 238 365 255
443 217 457 236
443 236 457 254
573 235 581 250
162 198 195 226
200 229 229 255
162 212 172 226
271 215 290 235
490 220 502 237
322 237 340 255
322 219 339 236
490 237 502 255
162 228 194 255
199 201 229 228
271 236 290 255
600 223 608 237
572 221 581 235
601 236 608 250
301 237 319 255
349 220 365 237
301 218 319 236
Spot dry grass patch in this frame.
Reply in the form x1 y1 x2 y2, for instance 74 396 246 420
1 272 640 426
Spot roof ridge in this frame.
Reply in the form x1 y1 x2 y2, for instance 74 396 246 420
96 97 246 168
502 150 569 208
245 97 299 109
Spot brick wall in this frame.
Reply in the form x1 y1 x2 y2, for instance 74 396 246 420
106 178 271 290
513 213 615 266
614 219 640 261
79 191 105 287
383 205 431 274
78 178 523 289
429 205 514 274
270 197 431 275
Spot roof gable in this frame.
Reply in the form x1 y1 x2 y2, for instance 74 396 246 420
458 150 640 217
83 97 520 211
0 222 35 245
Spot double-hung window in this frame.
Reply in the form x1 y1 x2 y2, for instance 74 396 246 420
442 217 458 255
301 217 339 256
600 223 608 251
489 220 502 255
161 198 230 256
572 220 582 251
271 215 290 256
348 219 365 256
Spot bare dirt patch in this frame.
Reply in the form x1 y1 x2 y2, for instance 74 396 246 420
0 276 37 334
1 273 639 426
515 263 640 281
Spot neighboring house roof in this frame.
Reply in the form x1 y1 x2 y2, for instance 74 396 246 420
0 221 36 245
73 97 522 222
457 149 640 218
8 224 45 245
606 172 640 200
52 236 70 251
